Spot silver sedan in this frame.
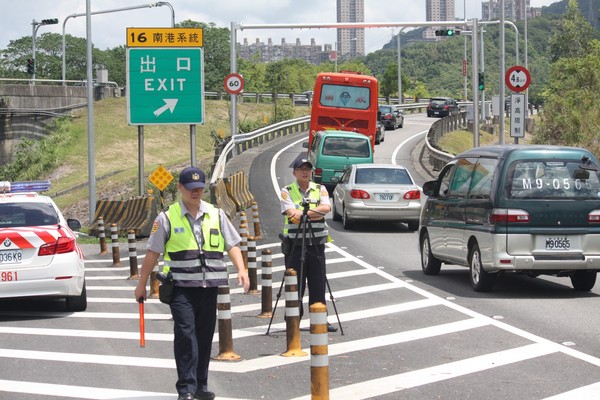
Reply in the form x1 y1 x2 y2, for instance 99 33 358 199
331 164 423 231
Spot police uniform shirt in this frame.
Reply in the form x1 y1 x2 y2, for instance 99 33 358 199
279 183 330 215
147 200 241 254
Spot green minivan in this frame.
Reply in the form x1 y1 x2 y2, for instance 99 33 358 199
419 144 600 292
305 130 374 192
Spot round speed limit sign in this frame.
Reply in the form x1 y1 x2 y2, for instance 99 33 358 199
224 73 245 95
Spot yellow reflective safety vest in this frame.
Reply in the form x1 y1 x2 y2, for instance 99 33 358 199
163 201 228 287
284 181 328 245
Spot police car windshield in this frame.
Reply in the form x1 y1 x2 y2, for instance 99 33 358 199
0 203 59 227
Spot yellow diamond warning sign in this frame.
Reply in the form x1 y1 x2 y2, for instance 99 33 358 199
149 165 173 191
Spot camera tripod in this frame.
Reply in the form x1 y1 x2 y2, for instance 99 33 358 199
266 200 343 335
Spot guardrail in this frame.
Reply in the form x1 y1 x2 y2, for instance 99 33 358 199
209 103 462 184
425 112 466 171
210 116 310 184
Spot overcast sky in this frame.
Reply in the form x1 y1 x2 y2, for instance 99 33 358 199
2 0 558 53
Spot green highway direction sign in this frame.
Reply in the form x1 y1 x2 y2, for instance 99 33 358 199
127 48 204 125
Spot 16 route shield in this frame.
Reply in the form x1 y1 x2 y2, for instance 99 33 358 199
127 48 204 125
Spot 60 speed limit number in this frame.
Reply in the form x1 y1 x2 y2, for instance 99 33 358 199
224 73 245 95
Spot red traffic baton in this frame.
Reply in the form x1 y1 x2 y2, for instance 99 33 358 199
138 297 146 348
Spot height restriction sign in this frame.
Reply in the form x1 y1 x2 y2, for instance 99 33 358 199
505 65 531 92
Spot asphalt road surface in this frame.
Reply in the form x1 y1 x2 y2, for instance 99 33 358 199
1 113 600 399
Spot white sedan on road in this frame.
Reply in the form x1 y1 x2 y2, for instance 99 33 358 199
331 164 423 231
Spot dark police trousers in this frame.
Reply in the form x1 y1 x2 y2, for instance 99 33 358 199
285 242 327 317
170 285 218 395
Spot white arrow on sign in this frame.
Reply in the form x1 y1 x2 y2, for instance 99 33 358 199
153 99 179 117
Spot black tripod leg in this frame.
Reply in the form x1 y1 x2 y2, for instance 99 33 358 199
266 273 286 335
325 276 344 335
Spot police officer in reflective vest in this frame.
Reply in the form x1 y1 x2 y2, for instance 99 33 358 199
280 158 337 332
135 167 250 400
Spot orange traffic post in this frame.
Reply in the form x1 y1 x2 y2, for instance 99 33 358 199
247 236 259 294
281 268 307 357
239 211 247 230
213 285 241 361
257 249 273 318
110 223 121 267
239 223 248 269
97 216 107 254
127 230 139 279
251 201 263 240
310 302 329 399
138 298 146 348
149 260 160 299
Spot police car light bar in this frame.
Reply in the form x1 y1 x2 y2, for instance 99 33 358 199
0 180 51 193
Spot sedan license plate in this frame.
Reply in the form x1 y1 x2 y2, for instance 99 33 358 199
377 193 397 201
545 237 570 250
0 249 23 264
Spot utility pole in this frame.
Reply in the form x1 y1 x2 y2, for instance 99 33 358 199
31 18 58 84
499 0 506 145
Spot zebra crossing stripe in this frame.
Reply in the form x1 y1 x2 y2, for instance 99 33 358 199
293 343 558 400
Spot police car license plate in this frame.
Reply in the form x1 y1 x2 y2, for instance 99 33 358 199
0 249 23 264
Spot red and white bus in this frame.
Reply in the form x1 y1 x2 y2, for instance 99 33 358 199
308 71 379 151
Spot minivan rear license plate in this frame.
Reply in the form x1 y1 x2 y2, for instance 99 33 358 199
545 237 571 250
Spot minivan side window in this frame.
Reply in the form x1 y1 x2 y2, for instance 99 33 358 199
468 158 498 199
437 165 454 198
312 135 322 152
341 168 352 184
447 158 477 199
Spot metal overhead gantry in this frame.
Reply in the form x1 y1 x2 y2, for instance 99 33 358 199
229 20 479 143
61 2 175 84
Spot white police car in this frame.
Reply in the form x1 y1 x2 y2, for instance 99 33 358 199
0 180 86 311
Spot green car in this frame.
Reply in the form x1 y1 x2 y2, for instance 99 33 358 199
305 130 373 193
419 144 600 292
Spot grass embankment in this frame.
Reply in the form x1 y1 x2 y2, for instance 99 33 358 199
437 119 535 156
46 97 309 220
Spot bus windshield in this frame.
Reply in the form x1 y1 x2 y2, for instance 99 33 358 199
319 84 371 110
309 71 378 152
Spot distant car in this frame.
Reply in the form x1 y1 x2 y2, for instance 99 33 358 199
0 180 86 311
392 105 404 128
331 164 423 231
427 97 459 117
295 90 314 105
378 104 401 130
375 121 385 144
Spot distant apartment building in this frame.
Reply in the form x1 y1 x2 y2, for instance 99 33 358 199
237 38 328 64
336 0 365 59
482 0 542 21
424 0 456 40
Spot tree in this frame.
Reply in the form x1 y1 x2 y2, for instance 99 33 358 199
548 0 598 62
534 40 600 155
379 62 409 98
0 33 105 83
265 60 298 121
176 20 230 92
